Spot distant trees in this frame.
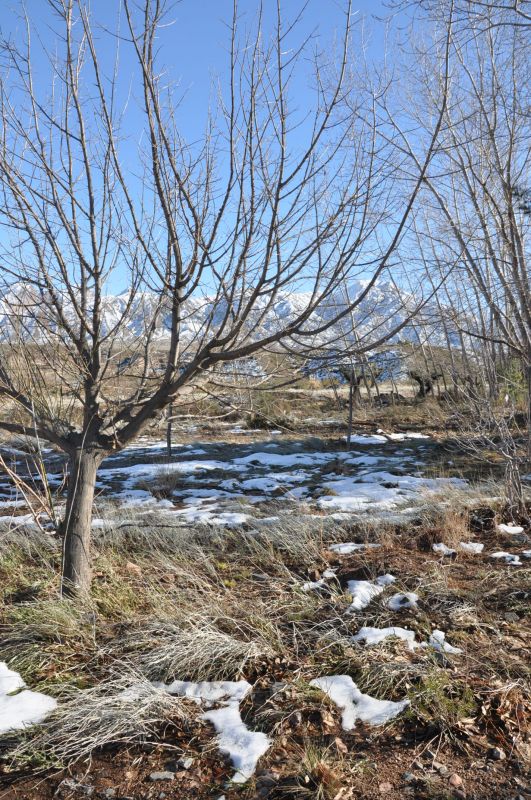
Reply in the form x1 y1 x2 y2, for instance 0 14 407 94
0 0 449 592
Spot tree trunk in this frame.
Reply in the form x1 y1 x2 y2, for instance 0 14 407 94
166 402 174 459
347 372 354 450
61 448 103 596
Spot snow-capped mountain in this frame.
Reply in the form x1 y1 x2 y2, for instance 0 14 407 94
0 279 460 351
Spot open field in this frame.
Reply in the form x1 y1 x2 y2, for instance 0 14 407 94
0 404 530 800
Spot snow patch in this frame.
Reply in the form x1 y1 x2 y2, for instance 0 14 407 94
351 626 417 651
346 574 395 612
309 675 409 729
0 662 57 735
459 541 484 554
329 542 380 555
201 705 271 784
497 524 524 535
490 551 522 566
432 543 456 557
427 630 462 655
159 680 269 783
387 592 419 611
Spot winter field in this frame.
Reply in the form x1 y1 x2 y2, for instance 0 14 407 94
0 401 530 800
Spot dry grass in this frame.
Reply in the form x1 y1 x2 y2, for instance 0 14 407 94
10 673 190 768
0 501 530 797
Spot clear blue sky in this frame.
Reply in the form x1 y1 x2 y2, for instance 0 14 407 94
0 0 390 144
0 1 397 293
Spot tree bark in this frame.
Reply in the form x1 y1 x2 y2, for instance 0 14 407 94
61 448 103 596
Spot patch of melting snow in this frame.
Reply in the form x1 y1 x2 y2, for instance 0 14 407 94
459 541 484 554
426 630 462 655
329 542 380 555
91 518 112 529
159 680 251 705
173 503 249 527
383 432 430 441
234 451 346 468
322 568 337 579
309 675 409 729
497 523 524 535
0 662 57 735
202 704 271 784
345 434 388 444
346 574 396 612
432 543 456 557
317 473 465 514
387 592 419 611
159 680 269 784
98 459 248 488
490 551 522 565
351 626 417 651
0 513 39 528
240 477 281 493
302 579 327 592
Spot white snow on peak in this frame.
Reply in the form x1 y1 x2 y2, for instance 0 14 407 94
310 675 409 730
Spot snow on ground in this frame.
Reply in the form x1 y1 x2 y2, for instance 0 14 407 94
459 541 484 554
159 680 251 705
387 592 419 611
329 542 380 555
351 626 417 651
201 704 271 784
426 630 462 655
317 473 465 514
309 675 409 729
433 543 456 556
0 662 57 736
346 574 396 612
158 680 270 784
0 433 476 529
490 551 522 566
346 580 385 611
497 523 524 535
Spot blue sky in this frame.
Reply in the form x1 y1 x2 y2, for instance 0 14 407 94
0 0 390 144
0 1 397 294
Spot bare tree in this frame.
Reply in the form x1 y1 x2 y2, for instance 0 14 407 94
0 0 449 593
389 3 530 509
389 0 531 30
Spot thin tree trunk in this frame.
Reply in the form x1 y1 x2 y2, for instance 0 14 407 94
526 360 531 471
61 448 103 596
166 402 174 459
347 372 354 450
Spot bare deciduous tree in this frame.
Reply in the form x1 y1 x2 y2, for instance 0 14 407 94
0 0 449 592
390 3 530 510
389 0 531 30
